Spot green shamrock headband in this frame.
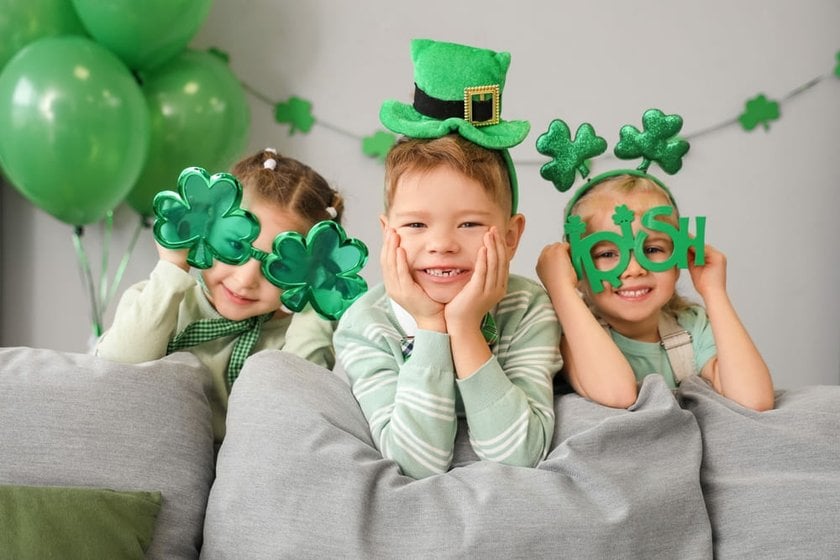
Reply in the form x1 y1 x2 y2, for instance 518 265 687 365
536 109 706 293
153 167 369 320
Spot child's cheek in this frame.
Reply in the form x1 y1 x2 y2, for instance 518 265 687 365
397 239 417 262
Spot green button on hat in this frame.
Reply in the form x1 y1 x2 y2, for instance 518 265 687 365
379 38 530 212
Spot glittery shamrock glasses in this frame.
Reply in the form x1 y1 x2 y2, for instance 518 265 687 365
153 167 368 320
536 109 706 293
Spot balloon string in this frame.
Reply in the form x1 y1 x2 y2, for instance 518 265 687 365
98 211 114 313
72 227 103 338
103 215 146 312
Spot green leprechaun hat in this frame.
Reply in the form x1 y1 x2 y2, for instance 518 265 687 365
379 38 530 212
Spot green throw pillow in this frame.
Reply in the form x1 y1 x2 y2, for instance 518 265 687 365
0 484 162 560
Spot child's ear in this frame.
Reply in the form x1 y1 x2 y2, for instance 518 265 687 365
379 214 389 234
504 213 526 256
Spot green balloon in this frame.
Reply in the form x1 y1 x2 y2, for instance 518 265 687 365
0 36 150 225
70 0 212 71
0 0 88 71
126 49 250 217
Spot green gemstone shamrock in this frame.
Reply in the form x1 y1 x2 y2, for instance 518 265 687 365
536 119 608 192
738 94 780 132
274 96 315 134
153 167 260 269
261 220 369 321
614 109 690 175
362 130 397 161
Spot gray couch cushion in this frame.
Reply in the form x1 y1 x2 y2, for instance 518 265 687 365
203 350 711 559
679 376 840 559
0 347 215 560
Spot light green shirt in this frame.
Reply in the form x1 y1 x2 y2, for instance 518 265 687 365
610 306 717 388
334 275 563 479
96 260 335 442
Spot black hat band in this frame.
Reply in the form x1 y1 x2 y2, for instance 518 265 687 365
413 83 499 126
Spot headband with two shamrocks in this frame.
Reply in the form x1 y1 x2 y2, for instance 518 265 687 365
152 167 368 320
536 109 706 293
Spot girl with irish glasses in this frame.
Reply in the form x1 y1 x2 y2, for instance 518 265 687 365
535 111 774 411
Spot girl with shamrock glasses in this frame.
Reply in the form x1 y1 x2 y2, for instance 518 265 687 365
535 110 774 412
96 148 367 444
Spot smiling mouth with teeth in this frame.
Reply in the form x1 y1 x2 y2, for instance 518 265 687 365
615 287 651 298
424 269 463 277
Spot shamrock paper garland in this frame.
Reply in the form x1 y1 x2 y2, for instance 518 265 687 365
275 96 316 134
739 94 781 132
153 166 369 320
220 47 837 165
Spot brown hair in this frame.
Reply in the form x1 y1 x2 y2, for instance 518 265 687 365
570 174 694 317
383 134 511 215
231 149 344 226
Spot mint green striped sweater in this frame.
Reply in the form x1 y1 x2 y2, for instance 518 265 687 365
334 275 563 479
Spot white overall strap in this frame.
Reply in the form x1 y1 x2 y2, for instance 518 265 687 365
658 312 695 384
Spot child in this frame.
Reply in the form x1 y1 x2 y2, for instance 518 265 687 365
96 148 343 442
333 39 563 480
535 112 774 412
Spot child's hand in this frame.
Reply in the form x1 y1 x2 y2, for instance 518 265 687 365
445 227 508 332
536 242 579 298
688 243 727 299
380 227 445 330
156 242 190 272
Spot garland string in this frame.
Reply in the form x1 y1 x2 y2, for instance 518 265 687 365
229 51 837 166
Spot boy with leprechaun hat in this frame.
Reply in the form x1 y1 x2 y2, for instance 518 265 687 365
334 39 563 480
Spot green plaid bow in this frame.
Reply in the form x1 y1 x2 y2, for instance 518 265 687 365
400 312 497 360
479 312 498 345
167 313 273 386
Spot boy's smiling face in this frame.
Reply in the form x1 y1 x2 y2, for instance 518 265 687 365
381 164 523 304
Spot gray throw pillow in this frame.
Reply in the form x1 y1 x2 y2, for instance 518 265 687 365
204 350 712 559
679 376 840 559
0 347 215 560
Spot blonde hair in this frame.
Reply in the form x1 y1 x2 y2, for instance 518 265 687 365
383 134 511 215
231 149 344 227
569 174 694 317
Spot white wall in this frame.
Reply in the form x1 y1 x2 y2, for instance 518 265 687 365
2 0 838 388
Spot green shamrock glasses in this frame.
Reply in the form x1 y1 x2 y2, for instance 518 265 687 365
153 167 368 320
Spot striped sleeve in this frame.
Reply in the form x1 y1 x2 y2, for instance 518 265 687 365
457 277 563 467
334 287 458 479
